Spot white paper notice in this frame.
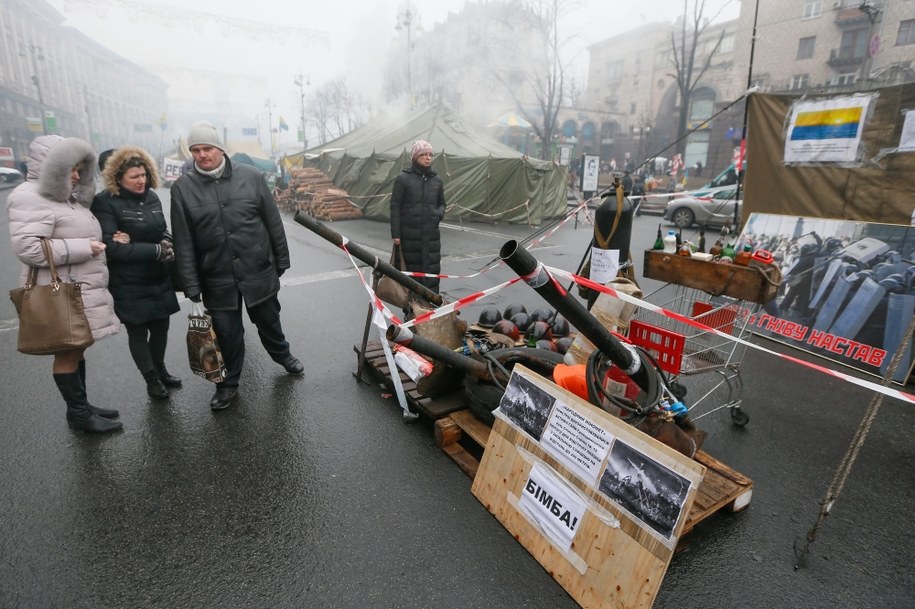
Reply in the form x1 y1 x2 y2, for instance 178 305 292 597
519 463 587 553
589 248 619 285
542 401 613 485
899 110 915 152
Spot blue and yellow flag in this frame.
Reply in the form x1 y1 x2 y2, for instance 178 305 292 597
791 107 862 141
278 116 289 132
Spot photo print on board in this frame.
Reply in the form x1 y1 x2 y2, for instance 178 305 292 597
497 370 557 442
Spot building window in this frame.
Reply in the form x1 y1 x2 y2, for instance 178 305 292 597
797 36 816 60
719 33 735 53
606 60 623 82
630 102 636 114
839 27 868 59
789 74 810 90
834 72 856 85
802 0 822 19
897 19 915 46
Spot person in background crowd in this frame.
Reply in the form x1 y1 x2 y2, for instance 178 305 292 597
91 146 182 401
7 135 122 434
170 121 303 412
695 160 703 177
390 140 446 294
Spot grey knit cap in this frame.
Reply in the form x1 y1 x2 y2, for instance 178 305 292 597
187 121 224 151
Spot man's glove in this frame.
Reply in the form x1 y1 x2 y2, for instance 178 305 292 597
188 294 201 303
157 240 175 262
278 267 287 277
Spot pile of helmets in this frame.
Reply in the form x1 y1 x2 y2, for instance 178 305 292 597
476 304 574 354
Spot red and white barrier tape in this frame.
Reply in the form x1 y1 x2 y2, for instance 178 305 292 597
545 265 915 405
402 277 523 329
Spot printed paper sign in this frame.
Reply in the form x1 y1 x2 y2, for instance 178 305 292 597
519 462 587 553
899 110 915 152
542 400 613 485
589 248 620 285
784 95 872 164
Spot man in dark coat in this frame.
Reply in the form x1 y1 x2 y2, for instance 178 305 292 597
390 140 446 293
170 121 303 411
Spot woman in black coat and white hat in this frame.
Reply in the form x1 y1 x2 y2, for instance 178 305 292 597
389 140 446 294
91 146 181 400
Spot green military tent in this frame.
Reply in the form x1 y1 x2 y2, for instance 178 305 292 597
285 104 568 225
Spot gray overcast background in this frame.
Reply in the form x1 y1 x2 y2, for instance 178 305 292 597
46 0 740 137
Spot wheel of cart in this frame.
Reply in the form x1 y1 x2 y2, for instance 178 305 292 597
627 282 759 426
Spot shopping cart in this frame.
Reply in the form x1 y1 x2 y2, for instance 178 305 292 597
628 283 759 426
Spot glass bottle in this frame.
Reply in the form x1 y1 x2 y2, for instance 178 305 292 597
698 228 706 253
721 242 736 260
709 239 723 257
653 224 664 250
735 244 752 265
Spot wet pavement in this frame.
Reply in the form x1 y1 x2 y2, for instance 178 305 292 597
1 189 913 608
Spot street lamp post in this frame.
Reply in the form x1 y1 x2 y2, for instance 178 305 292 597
21 44 47 135
294 73 310 152
395 6 414 105
264 99 275 158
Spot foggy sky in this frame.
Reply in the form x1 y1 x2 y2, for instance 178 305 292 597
45 0 739 140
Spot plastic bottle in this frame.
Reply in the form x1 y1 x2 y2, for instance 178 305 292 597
721 242 736 261
653 224 664 250
678 242 691 256
663 230 677 254
735 244 752 265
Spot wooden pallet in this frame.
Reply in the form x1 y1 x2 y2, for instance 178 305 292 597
435 409 753 535
355 342 468 419
357 340 753 534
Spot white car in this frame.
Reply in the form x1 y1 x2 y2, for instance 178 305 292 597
0 167 24 187
663 186 742 228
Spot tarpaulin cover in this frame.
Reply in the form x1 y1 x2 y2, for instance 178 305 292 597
744 84 915 226
284 104 568 225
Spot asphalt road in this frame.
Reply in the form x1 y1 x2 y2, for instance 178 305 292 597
1 188 913 609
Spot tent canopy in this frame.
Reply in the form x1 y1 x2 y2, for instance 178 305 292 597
231 152 275 173
286 104 568 225
489 110 532 129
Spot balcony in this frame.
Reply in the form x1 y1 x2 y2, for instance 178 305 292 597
834 7 869 27
828 48 865 67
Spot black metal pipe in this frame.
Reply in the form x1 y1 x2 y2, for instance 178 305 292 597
499 239 652 392
386 324 489 380
294 211 443 306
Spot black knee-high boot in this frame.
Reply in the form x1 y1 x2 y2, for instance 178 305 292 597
78 360 119 419
53 372 123 434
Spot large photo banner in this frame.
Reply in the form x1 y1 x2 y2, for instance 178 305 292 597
740 213 915 383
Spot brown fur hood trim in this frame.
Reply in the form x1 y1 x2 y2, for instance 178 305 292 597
101 146 160 195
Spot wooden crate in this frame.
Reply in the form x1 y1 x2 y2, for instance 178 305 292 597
436 409 753 534
643 250 780 304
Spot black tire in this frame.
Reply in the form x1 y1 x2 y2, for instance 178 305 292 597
671 207 695 228
464 348 567 425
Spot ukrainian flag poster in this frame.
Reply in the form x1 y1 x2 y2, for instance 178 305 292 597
784 94 874 164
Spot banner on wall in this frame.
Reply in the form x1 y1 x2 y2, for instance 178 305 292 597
741 213 914 383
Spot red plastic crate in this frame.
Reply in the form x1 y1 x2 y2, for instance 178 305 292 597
628 319 685 375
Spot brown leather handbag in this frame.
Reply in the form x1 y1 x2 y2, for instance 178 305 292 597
375 246 411 308
9 237 95 355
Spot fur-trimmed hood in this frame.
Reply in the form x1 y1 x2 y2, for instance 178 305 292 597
29 136 97 206
101 146 160 196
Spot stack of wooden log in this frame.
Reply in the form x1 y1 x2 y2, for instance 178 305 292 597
275 167 363 221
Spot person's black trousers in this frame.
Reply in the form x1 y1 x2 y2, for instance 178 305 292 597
209 291 291 388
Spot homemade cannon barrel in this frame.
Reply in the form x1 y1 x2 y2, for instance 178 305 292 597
386 324 490 380
294 211 443 306
499 239 653 392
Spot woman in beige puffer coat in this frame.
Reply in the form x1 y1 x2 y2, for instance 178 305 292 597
7 135 122 434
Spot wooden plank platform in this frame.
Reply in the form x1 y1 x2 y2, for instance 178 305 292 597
355 342 468 419
435 409 753 535
357 339 753 536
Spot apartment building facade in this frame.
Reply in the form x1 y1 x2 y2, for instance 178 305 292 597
0 0 167 162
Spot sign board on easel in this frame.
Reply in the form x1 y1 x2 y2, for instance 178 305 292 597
471 365 705 609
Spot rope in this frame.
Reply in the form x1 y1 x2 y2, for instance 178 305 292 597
793 312 915 570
